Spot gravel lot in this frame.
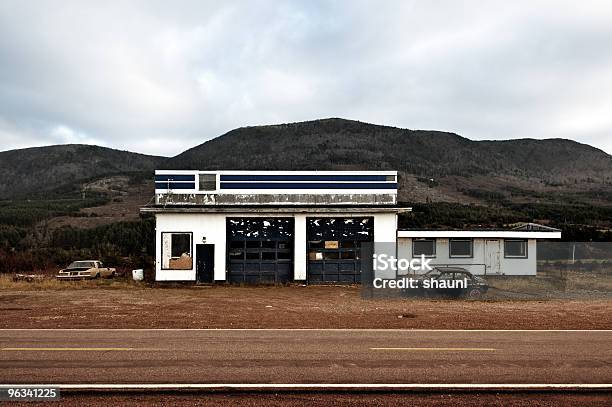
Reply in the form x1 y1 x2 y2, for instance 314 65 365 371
0 285 610 329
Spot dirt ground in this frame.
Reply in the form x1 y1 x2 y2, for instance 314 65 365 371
0 285 610 329
5 391 611 407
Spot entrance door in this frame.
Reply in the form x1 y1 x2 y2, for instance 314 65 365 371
196 244 215 283
485 239 501 275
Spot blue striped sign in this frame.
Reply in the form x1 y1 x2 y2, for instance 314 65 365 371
154 182 196 190
155 174 196 182
220 182 397 190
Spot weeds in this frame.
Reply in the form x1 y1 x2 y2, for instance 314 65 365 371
0 274 147 291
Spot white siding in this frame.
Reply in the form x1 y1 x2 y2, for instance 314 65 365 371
155 213 227 281
156 211 398 282
397 237 537 276
499 239 537 276
293 214 307 280
373 213 399 279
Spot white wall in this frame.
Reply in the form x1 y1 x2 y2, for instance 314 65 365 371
373 213 399 279
397 237 537 276
499 239 537 276
155 213 227 281
294 214 307 280
155 211 399 282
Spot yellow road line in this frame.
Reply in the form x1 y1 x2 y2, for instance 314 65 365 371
370 347 497 351
1 347 160 351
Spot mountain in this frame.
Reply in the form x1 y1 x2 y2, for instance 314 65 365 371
0 144 166 199
1 118 611 241
165 118 612 204
2 118 611 205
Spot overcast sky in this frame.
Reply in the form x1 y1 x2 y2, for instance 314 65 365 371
1 1 611 156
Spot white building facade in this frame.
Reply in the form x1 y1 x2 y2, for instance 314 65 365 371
142 170 561 283
142 170 406 283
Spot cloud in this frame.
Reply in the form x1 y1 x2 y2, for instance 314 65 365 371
50 125 106 146
0 0 611 156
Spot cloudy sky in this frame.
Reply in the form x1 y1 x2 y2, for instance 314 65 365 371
1 1 611 156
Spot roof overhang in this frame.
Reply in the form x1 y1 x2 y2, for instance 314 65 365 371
397 230 561 239
141 206 412 214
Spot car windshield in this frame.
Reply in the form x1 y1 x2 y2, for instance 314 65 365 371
423 269 442 277
68 261 95 268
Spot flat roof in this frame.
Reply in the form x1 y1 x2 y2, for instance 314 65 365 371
141 205 412 214
397 230 561 239
155 170 398 175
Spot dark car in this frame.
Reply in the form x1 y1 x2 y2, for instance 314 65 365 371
410 267 489 298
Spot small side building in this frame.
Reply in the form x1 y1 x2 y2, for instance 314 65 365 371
397 224 562 276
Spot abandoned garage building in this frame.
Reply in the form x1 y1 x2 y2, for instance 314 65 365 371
141 170 561 283
141 170 407 283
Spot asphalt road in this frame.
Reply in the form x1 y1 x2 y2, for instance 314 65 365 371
0 329 610 385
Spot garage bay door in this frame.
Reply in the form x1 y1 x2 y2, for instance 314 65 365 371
307 217 374 283
227 218 294 284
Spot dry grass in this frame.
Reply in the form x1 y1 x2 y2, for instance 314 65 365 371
487 269 612 295
0 274 146 291
565 270 612 292
487 276 560 293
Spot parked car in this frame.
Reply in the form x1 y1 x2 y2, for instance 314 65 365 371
409 266 489 298
56 260 116 280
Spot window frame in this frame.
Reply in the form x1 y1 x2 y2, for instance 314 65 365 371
504 239 528 258
160 231 194 270
412 238 436 258
449 238 473 258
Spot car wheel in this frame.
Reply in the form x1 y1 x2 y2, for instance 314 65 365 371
467 288 482 299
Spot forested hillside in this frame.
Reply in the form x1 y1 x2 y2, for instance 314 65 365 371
0 144 165 199
1 118 611 271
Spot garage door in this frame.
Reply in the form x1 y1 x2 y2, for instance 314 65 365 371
227 218 294 284
307 217 374 283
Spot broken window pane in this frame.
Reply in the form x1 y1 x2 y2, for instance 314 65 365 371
324 252 339 260
262 252 276 260
246 252 260 260
161 232 192 270
229 249 244 260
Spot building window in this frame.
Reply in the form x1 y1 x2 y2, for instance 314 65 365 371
413 238 436 257
504 239 528 258
449 238 473 258
199 173 216 191
307 240 361 262
161 232 193 270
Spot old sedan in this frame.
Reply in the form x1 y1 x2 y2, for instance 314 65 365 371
56 260 116 280
408 267 489 298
